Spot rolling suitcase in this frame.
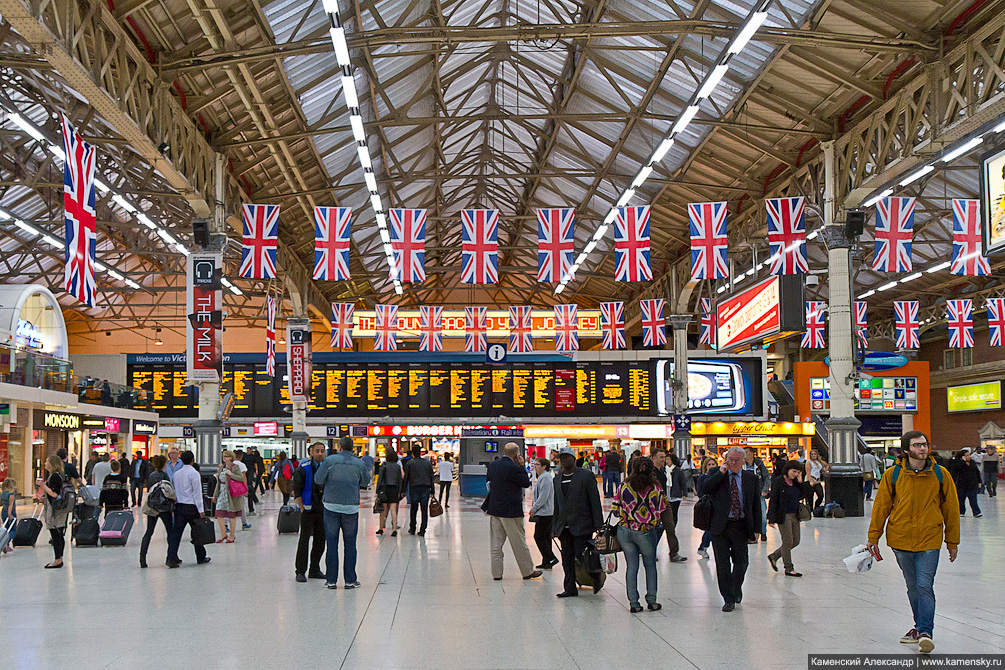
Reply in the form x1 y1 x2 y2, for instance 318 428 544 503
13 505 44 547
99 510 134 546
277 504 301 534
0 517 15 552
75 502 100 523
74 518 100 546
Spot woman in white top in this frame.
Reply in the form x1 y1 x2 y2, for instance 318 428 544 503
805 449 829 509
529 458 558 569
437 453 456 508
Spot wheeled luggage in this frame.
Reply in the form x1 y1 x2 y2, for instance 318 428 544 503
277 504 301 534
99 510 134 546
13 504 44 547
74 518 100 546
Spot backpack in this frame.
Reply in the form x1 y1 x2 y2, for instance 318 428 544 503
53 475 76 512
890 463 946 504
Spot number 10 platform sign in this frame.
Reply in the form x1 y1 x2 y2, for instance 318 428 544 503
286 318 312 403
186 252 223 383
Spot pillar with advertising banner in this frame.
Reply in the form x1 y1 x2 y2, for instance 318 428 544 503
187 251 224 465
286 318 311 457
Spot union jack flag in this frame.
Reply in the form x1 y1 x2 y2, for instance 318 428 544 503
465 306 487 353
700 298 716 347
614 206 652 282
801 301 826 348
240 204 279 279
872 197 915 273
461 209 499 284
374 303 397 352
330 302 354 349
951 199 991 276
537 208 576 283
946 299 973 349
312 206 351 281
988 298 1005 347
766 196 808 275
390 208 426 282
62 115 97 307
688 201 729 280
855 301 868 350
265 295 277 377
640 299 666 347
508 305 533 353
419 305 443 352
894 300 920 349
599 301 625 350
554 304 578 352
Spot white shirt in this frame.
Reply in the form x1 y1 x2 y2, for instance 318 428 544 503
173 464 204 513
91 461 112 488
234 460 248 473
972 452 984 466
437 461 455 482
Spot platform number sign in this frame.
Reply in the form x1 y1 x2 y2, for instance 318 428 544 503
486 343 507 365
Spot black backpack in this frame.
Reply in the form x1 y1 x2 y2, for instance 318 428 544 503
53 475 76 512
692 494 713 531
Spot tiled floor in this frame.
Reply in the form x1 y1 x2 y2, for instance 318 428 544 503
1 491 1002 669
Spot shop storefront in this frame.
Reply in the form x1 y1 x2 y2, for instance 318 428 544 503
31 409 84 484
690 421 816 463
523 424 674 468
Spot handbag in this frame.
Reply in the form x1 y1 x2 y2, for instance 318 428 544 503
595 511 622 555
862 470 874 481
599 553 617 574
429 495 444 518
191 517 216 546
797 502 812 522
373 497 384 514
228 476 248 498
692 494 713 531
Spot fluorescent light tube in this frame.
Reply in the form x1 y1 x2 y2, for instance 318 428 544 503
350 114 365 143
8 114 46 142
899 165 934 186
357 145 372 169
330 27 351 67
696 64 729 100
940 137 982 163
364 171 377 192
863 188 893 208
728 11 768 55
672 105 700 136
341 75 359 108
632 166 653 189
651 138 674 163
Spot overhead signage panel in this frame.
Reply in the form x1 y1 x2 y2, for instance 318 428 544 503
351 309 601 338
981 143 1005 256
716 275 804 353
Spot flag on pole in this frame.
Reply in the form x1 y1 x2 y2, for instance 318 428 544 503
461 209 499 284
855 301 868 350
390 208 426 282
765 196 808 275
894 300 920 349
374 304 398 352
801 301 826 348
988 298 1005 347
614 206 652 282
700 298 716 347
465 306 487 353
946 299 974 348
951 199 991 276
554 304 578 352
61 115 98 307
419 305 443 352
599 301 625 350
330 302 354 349
312 206 351 281
508 306 533 353
239 204 280 279
688 201 729 280
537 208 575 283
640 299 666 347
265 295 277 377
872 197 915 273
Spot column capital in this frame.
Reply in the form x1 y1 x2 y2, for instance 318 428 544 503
667 314 692 330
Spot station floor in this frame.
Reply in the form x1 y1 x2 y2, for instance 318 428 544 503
1 491 1002 669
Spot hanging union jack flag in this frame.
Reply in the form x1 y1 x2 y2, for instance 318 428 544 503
373 304 398 352
801 301 826 349
688 201 729 280
61 115 98 307
508 305 533 353
390 208 426 282
766 196 808 275
872 197 915 273
951 199 991 277
855 301 869 350
461 209 499 284
640 299 666 347
946 299 974 349
537 208 576 283
599 301 625 350
700 298 716 347
554 304 579 352
465 306 487 353
419 305 443 352
265 295 277 377
330 302 354 349
312 206 351 281
988 298 1005 347
240 204 279 279
894 300 920 349
614 206 652 282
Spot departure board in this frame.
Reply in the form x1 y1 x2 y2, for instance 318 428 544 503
151 367 173 412
532 367 553 412
598 362 628 412
491 368 511 414
253 365 274 417
470 366 491 411
407 363 429 412
344 364 366 412
555 367 576 412
427 364 450 414
325 365 345 414
386 365 407 411
230 365 255 413
512 364 532 411
628 362 651 413
576 363 596 411
367 363 386 412
449 363 469 411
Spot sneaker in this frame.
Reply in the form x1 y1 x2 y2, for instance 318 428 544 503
325 581 338 589
975 513 983 518
918 633 934 654
345 581 361 589
242 524 252 530
900 628 919 644
697 548 709 559
670 555 687 563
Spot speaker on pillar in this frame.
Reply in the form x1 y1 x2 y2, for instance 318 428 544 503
845 210 865 238
193 218 210 249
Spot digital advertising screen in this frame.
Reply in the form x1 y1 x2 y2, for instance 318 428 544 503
653 358 764 417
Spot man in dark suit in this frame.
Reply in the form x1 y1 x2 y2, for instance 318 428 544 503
128 450 151 507
552 452 604 597
698 446 762 612
481 443 542 581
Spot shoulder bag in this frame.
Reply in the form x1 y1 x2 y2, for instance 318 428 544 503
227 466 249 498
595 510 621 555
429 495 444 518
692 493 713 531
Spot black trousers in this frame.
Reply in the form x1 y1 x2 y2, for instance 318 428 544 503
986 471 998 497
533 516 557 564
807 482 824 509
50 527 65 560
140 511 173 562
167 503 207 564
711 519 751 605
558 528 592 595
296 509 326 575
131 479 144 507
438 481 452 505
409 486 431 533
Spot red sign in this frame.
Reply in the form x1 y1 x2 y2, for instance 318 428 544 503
0 435 8 482
352 309 601 337
187 253 222 382
287 320 312 403
716 275 804 353
104 417 120 432
254 421 278 436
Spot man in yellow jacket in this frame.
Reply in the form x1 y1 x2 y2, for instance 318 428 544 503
867 431 959 655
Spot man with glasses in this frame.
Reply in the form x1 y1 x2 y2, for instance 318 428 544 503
867 431 959 655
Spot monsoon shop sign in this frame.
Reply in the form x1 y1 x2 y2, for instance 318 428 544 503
947 381 1001 412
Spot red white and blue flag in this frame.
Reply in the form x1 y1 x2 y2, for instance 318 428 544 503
700 298 716 347
240 204 279 279
508 306 533 353
554 304 578 352
390 208 426 282
951 199 991 277
987 298 1005 347
330 302 354 349
312 206 351 281
599 301 625 350
766 196 808 275
374 304 397 352
872 197 915 273
894 300 920 349
465 306 487 353
801 301 826 348
537 208 576 283
640 299 666 347
946 299 973 349
614 206 652 282
61 115 97 307
855 301 868 350
688 201 729 280
265 295 277 377
419 306 443 352
461 209 499 284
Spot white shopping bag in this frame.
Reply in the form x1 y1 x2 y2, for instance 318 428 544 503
842 544 875 573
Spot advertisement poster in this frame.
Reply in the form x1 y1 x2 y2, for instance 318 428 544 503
983 144 1005 256
286 319 312 403
186 252 223 383
0 434 8 482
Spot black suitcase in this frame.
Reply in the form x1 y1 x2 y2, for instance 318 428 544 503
13 504 44 547
99 510 134 546
75 502 100 523
277 505 301 534
74 518 100 546
191 517 216 546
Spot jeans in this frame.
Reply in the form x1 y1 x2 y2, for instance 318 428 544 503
166 503 207 564
602 471 621 497
409 485 431 534
140 511 173 563
323 510 359 584
296 508 325 575
958 489 982 516
863 477 876 500
698 530 711 551
438 481 451 505
759 496 768 536
893 548 940 636
131 479 144 507
616 525 658 606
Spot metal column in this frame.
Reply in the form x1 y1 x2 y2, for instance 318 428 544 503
668 314 692 459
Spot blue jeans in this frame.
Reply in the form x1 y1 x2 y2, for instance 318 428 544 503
958 490 981 516
759 496 768 535
617 526 658 606
893 548 940 636
603 471 621 497
323 510 359 585
698 530 711 551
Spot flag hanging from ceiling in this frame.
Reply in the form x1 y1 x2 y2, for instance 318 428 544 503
330 302 354 349
765 196 808 275
894 300 920 349
537 208 576 283
390 208 426 282
465 306 487 353
946 299 974 348
461 209 499 284
599 301 625 350
640 299 666 347
373 304 398 352
419 305 443 352
801 301 826 348
700 298 716 347
61 115 98 307
614 206 652 282
508 305 533 353
688 201 729 280
872 197 915 273
239 204 279 279
855 301 868 350
951 199 991 276
265 295 277 377
554 304 578 352
312 206 351 281
988 298 1005 347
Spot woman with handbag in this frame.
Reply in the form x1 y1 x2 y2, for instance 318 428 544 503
612 456 666 613
140 455 175 568
375 446 403 537
40 455 72 569
212 451 247 544
529 458 558 569
766 461 806 577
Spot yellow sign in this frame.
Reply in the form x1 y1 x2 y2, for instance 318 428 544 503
690 421 815 436
523 425 618 439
